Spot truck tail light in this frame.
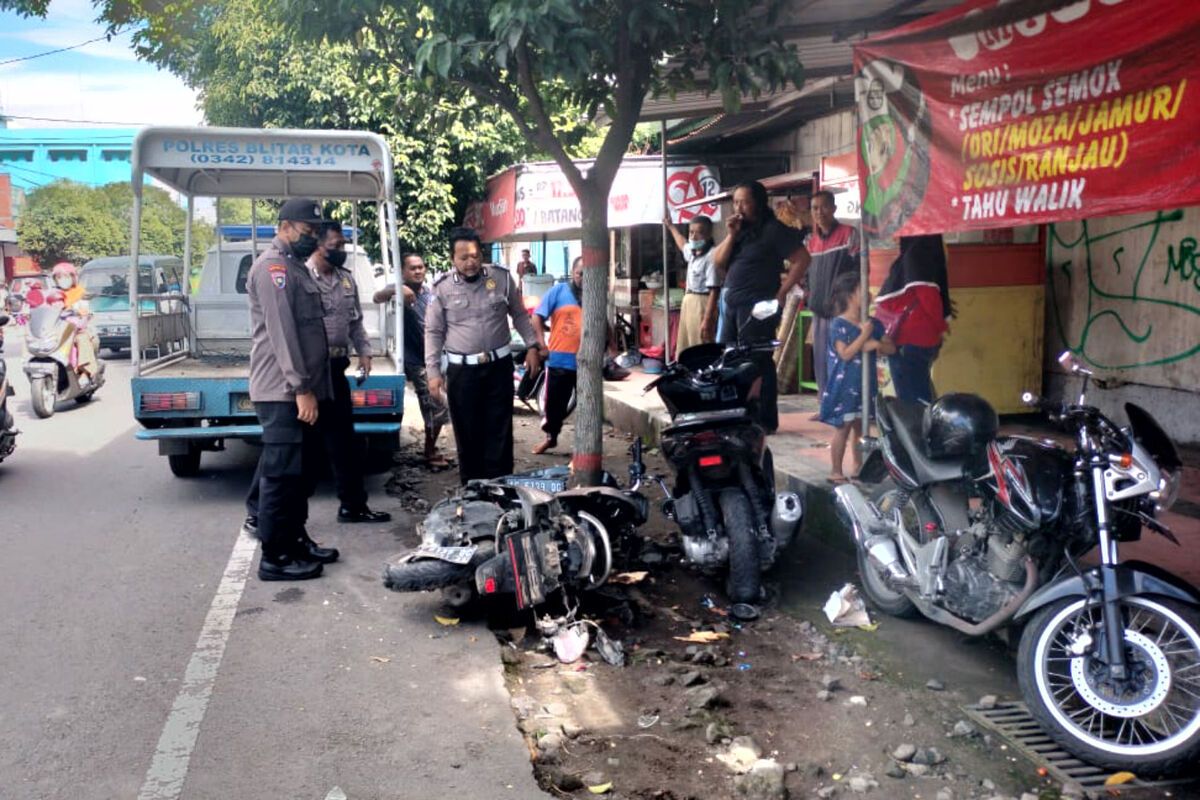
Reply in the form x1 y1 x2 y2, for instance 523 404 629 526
140 392 200 412
351 389 394 408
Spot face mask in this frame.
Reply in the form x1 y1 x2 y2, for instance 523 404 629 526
291 233 319 260
325 248 347 268
55 276 73 290
689 240 706 251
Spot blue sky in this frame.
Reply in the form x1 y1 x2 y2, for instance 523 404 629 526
0 0 200 129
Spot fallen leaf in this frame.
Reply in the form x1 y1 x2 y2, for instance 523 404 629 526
1105 772 1136 786
791 652 823 662
609 571 649 585
857 622 880 632
434 615 460 626
673 631 730 644
370 656 391 664
587 782 613 794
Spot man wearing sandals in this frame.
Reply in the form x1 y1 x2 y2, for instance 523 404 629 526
375 252 451 469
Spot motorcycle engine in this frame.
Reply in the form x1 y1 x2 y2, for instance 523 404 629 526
940 533 1027 623
680 534 729 570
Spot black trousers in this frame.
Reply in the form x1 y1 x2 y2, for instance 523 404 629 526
721 303 781 433
539 366 576 438
248 401 319 557
446 355 513 484
246 358 367 524
320 356 368 510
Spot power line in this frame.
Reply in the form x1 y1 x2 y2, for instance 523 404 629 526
0 113 155 126
0 27 133 68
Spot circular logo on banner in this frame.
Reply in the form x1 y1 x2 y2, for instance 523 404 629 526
858 59 931 239
667 165 722 223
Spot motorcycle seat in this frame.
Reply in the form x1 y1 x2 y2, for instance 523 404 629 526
880 397 964 486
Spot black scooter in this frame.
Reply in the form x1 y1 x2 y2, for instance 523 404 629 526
0 314 18 465
645 300 803 617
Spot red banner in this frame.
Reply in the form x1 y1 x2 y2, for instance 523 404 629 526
853 0 1200 238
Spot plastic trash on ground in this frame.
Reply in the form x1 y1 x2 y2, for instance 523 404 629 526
823 583 872 628
553 622 590 663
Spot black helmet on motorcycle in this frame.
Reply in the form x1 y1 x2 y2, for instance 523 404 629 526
923 393 998 459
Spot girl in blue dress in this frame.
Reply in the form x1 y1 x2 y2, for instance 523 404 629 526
819 270 894 483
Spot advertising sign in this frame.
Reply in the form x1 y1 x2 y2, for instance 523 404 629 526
853 0 1200 237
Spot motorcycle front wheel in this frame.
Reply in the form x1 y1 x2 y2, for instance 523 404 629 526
30 375 56 419
1018 595 1200 776
855 482 924 619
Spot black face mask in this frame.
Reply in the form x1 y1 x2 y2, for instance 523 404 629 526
325 248 347 268
291 233 319 260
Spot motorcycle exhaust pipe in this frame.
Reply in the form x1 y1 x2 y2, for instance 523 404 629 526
770 492 803 546
833 484 909 582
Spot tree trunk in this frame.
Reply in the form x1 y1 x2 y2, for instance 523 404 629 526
572 184 609 486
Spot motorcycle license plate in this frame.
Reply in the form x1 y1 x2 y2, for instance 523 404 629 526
414 544 477 565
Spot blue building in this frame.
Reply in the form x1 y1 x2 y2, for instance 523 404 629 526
0 126 137 192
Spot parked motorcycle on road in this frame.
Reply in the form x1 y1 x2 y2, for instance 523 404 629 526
645 300 804 618
0 314 18 464
836 351 1199 775
384 446 649 614
23 303 105 418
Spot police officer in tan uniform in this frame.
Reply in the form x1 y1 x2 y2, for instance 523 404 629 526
245 198 339 581
426 227 543 484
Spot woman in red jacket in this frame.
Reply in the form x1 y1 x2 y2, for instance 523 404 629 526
874 235 950 405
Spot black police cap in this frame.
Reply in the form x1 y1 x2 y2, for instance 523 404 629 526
277 198 324 224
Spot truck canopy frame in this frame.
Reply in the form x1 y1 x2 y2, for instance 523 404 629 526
128 126 403 373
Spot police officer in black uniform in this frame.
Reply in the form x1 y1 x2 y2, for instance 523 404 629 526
246 198 339 581
425 227 543 484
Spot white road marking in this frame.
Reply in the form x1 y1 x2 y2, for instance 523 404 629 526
137 532 259 800
325 788 348 800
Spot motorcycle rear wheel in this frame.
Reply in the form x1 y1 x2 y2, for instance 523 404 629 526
856 482 922 618
1018 595 1200 776
384 542 495 594
721 488 761 604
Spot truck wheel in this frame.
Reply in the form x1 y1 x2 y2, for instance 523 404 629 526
168 448 202 477
365 433 398 473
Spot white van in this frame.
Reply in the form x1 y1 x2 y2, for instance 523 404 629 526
81 255 184 353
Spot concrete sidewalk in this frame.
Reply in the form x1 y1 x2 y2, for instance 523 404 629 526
603 366 1200 587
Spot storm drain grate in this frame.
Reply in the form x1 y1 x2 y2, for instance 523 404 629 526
961 701 1194 792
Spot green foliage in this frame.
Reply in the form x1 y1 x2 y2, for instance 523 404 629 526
16 180 213 267
0 0 49 16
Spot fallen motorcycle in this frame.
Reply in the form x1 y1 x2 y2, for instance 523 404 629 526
836 351 1199 775
384 448 649 614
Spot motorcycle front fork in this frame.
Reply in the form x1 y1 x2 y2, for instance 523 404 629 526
1088 462 1131 680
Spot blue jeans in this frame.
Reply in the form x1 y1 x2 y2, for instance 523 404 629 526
889 344 940 405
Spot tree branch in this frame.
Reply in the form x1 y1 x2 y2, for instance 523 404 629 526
515 39 585 194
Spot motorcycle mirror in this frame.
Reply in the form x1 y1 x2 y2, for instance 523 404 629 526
751 299 780 321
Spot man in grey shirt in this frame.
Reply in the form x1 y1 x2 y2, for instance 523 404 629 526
245 198 338 581
425 227 543 483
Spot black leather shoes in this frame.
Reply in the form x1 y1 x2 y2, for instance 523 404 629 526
258 553 323 581
337 506 392 524
298 532 339 564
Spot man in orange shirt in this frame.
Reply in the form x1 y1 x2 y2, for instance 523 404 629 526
530 256 582 455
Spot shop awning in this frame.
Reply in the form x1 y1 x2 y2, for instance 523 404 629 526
463 157 723 241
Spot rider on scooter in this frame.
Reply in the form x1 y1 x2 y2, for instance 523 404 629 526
48 262 100 388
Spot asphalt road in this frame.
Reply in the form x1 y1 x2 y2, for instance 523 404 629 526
0 333 546 800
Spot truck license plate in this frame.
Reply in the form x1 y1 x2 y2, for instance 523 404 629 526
414 544 477 565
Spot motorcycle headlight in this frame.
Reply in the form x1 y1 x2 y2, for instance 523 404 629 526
1156 469 1182 511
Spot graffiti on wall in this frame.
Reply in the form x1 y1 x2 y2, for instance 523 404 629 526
1048 207 1200 389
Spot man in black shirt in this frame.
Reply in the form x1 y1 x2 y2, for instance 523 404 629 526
712 181 810 432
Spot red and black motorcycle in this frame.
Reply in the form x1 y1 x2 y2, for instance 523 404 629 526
836 352 1199 775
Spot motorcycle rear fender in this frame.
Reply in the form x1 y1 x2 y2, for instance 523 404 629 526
1015 560 1200 620
474 552 516 596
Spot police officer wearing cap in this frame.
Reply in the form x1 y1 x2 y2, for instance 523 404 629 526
426 227 543 484
246 198 340 582
307 220 391 523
